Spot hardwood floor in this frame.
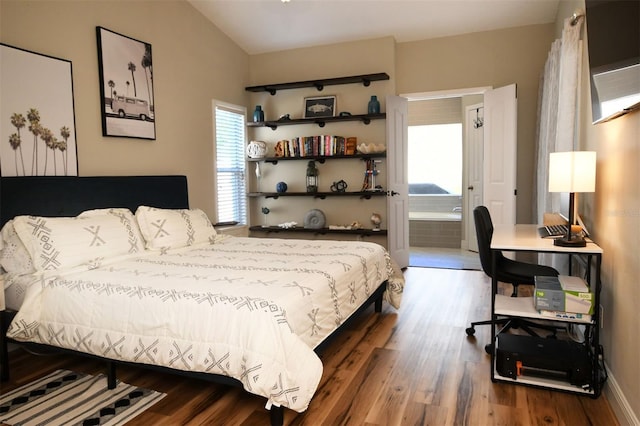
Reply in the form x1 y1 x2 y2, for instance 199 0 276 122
1 268 619 425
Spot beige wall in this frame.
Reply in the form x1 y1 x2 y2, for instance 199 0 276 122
0 0 250 218
555 1 640 423
408 98 462 126
397 24 556 224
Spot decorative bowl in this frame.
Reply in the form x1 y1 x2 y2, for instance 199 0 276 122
246 140 267 158
357 143 386 154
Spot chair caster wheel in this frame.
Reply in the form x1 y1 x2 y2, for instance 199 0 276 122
484 343 494 354
465 327 476 336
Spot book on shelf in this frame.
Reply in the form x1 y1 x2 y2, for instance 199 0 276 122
277 135 353 158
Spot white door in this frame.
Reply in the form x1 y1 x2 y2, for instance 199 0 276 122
386 95 409 268
465 103 484 252
483 84 517 227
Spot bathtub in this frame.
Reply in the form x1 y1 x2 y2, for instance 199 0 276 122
409 211 462 248
409 211 461 222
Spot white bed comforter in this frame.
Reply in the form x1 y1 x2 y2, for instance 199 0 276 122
6 236 402 412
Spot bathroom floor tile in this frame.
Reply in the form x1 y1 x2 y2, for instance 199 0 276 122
409 247 481 270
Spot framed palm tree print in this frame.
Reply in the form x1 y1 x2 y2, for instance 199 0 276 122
97 26 156 140
0 43 78 177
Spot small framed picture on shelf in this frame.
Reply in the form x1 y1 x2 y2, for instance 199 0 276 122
303 95 336 119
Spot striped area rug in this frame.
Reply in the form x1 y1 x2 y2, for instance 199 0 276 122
0 369 165 425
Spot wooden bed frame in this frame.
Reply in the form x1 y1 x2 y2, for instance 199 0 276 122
0 175 386 425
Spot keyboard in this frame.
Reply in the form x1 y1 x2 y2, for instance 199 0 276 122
538 224 569 238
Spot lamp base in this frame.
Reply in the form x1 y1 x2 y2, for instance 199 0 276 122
553 236 586 247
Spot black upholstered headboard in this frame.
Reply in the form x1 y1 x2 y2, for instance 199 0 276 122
0 175 189 227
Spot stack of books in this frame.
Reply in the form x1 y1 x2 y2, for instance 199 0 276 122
278 135 357 157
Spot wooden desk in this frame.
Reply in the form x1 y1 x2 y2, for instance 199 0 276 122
490 224 603 396
492 224 602 255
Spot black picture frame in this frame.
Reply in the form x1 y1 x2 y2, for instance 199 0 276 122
96 26 156 140
0 43 79 177
303 95 337 119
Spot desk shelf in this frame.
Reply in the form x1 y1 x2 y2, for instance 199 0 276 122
488 224 604 398
492 365 596 396
494 295 594 325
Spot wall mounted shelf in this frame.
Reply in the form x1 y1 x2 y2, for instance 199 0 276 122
245 72 390 95
248 152 386 164
246 72 389 242
248 191 386 200
247 113 386 130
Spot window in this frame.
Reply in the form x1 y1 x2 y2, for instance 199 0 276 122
408 123 462 195
214 101 247 225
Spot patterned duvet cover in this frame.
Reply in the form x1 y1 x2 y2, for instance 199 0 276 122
6 236 402 412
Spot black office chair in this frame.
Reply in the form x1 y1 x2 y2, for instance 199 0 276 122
466 206 561 348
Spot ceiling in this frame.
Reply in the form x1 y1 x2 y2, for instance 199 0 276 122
187 0 561 55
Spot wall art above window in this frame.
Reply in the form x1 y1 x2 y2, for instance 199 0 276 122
97 26 156 140
0 43 79 177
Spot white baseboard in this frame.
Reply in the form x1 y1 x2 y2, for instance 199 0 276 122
604 362 640 426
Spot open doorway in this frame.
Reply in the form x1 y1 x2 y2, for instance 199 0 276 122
402 85 518 270
406 93 483 270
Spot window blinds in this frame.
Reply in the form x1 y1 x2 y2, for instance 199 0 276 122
215 104 246 224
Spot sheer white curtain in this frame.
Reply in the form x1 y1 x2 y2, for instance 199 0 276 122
534 17 583 224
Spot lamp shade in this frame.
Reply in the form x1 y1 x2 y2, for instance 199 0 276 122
548 151 596 193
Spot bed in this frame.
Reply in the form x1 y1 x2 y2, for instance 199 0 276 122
0 175 403 424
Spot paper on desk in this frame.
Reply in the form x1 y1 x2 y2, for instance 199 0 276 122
494 295 538 316
559 275 589 292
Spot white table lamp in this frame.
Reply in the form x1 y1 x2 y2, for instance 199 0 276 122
548 151 596 247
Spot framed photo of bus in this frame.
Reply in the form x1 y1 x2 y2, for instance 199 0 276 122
96 26 156 140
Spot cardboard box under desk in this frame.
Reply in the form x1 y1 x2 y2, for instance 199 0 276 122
534 275 594 314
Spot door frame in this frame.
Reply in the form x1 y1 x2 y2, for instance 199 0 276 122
400 86 492 254
464 102 484 252
386 96 409 268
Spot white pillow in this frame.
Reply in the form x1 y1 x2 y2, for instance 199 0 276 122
135 206 216 250
13 211 146 272
78 208 145 254
0 220 36 275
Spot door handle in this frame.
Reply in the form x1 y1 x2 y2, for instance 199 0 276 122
388 191 400 196
467 185 474 190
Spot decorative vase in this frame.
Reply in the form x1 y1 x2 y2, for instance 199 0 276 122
370 212 382 231
276 182 288 193
367 96 380 114
253 105 264 122
246 140 267 158
261 206 270 227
